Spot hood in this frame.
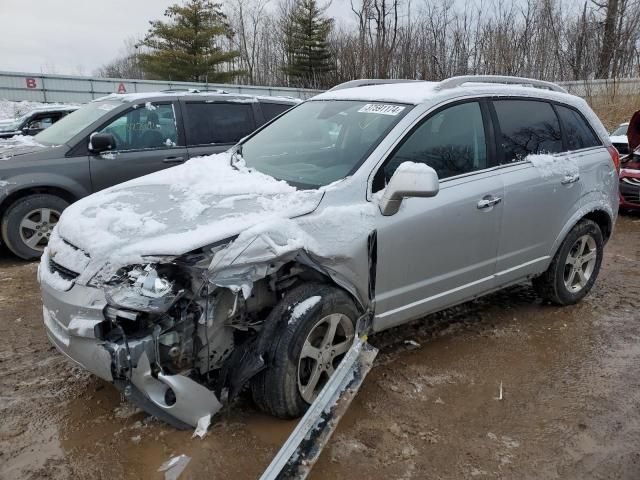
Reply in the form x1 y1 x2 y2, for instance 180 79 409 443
628 110 640 152
55 152 324 263
0 136 51 160
0 118 19 130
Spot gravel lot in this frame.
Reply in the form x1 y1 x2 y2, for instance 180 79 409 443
1 213 639 480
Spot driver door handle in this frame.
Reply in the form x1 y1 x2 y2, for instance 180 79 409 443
477 196 502 209
163 156 185 163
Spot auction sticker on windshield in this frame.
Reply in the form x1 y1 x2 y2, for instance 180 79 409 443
358 104 406 116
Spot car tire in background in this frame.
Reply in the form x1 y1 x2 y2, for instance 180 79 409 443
1 194 68 260
251 283 358 419
533 219 604 305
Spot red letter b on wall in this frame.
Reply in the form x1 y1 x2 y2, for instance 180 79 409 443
25 78 37 89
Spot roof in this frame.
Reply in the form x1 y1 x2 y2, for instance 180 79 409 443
94 90 301 105
313 77 579 106
29 105 79 113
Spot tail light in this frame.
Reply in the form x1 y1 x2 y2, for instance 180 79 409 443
607 145 620 173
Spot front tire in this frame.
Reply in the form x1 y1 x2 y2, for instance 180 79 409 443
1 194 68 260
251 283 358 419
533 219 603 305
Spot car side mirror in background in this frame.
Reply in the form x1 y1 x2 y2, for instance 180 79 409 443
89 133 116 154
628 110 640 153
379 162 439 216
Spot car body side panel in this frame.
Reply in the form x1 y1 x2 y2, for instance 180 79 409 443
548 149 618 257
495 156 583 284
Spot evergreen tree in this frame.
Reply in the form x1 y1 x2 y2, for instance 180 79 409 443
137 0 241 82
283 0 334 88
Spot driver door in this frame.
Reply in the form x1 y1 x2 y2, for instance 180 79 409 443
88 102 187 191
373 100 504 331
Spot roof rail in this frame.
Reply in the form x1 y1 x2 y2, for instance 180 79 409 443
160 88 229 94
328 79 422 92
436 75 568 94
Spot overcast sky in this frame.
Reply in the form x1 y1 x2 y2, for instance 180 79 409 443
0 0 352 76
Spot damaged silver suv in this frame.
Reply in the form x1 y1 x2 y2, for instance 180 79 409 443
39 76 619 429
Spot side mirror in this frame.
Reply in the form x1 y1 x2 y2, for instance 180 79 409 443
89 133 116 154
628 110 640 153
379 162 439 216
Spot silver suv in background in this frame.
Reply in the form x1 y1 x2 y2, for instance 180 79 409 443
0 105 78 139
39 76 618 429
0 91 298 259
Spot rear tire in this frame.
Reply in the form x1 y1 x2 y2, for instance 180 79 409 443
532 219 603 305
1 194 68 260
251 283 358 419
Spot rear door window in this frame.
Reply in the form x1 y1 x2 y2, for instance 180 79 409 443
184 102 255 146
493 100 563 163
261 102 292 121
555 105 601 150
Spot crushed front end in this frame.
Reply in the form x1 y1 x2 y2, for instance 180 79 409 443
39 234 285 429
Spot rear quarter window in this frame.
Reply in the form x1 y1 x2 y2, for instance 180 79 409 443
261 102 293 121
555 105 601 150
493 99 563 163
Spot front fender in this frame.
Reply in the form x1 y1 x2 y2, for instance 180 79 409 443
0 172 90 209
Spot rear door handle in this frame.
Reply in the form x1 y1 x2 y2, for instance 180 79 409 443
561 173 580 184
163 156 185 163
477 196 502 209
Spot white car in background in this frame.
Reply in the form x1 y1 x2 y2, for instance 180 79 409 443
610 122 629 155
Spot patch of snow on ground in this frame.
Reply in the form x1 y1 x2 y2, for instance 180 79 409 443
289 296 322 324
527 153 579 178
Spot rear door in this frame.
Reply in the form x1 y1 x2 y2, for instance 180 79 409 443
182 101 257 158
491 99 583 285
88 101 186 191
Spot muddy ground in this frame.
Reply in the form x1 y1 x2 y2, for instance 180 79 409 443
1 214 639 480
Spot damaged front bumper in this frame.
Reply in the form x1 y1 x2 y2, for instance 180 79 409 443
40 261 222 429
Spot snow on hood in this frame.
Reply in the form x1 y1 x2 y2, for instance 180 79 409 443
56 152 324 263
0 135 48 159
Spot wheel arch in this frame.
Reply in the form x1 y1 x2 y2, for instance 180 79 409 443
549 205 614 266
0 186 78 218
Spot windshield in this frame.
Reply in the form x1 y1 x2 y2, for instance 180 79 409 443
241 100 411 188
35 101 120 145
612 124 628 136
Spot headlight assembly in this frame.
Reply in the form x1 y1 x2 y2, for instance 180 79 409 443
104 264 183 314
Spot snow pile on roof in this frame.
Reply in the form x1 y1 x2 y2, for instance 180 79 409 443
0 100 76 120
0 100 45 120
316 81 439 104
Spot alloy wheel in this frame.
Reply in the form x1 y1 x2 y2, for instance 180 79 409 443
18 208 60 252
563 234 597 293
297 313 355 403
